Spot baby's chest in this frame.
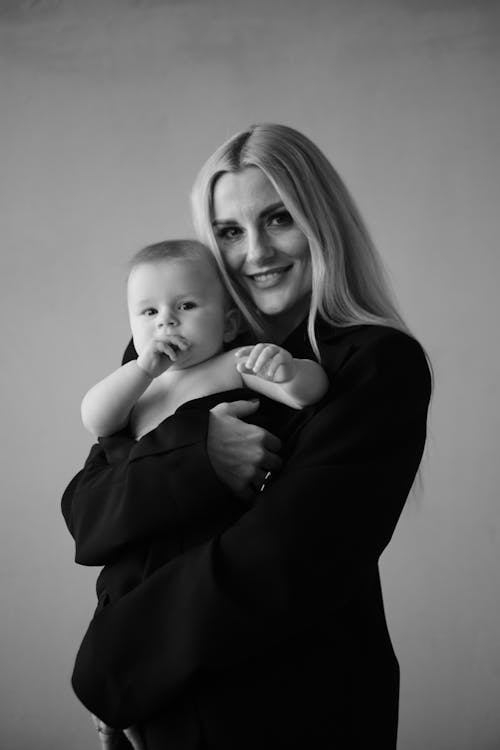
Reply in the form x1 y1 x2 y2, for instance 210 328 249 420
130 358 242 440
129 385 180 440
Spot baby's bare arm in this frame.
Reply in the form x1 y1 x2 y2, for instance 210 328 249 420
81 336 187 437
235 344 329 409
81 360 153 438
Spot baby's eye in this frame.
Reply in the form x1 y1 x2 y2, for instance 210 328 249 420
178 301 196 311
142 308 157 316
268 210 293 228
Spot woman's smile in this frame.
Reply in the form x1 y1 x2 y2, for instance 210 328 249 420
246 263 293 287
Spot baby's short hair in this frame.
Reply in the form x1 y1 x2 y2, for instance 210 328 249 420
129 239 219 275
129 239 235 310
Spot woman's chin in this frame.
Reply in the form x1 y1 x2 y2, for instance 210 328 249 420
247 287 287 315
254 290 309 319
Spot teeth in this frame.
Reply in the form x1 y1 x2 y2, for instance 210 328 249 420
254 272 280 280
250 268 287 281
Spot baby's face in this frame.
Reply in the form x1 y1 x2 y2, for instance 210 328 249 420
127 258 238 370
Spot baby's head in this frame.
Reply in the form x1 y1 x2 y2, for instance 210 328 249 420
127 240 240 369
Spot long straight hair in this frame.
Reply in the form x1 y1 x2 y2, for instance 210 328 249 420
191 123 410 360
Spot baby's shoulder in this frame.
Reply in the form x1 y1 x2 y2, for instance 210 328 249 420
191 350 243 391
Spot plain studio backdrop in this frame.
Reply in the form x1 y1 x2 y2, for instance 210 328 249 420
1 1 499 748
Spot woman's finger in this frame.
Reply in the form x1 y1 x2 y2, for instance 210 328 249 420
90 714 118 749
124 726 146 750
210 399 260 419
263 431 282 453
261 449 282 472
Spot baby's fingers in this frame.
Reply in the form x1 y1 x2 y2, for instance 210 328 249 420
235 343 266 371
234 346 254 359
164 345 179 361
156 341 177 361
235 357 251 374
251 345 280 375
265 352 287 380
168 335 189 352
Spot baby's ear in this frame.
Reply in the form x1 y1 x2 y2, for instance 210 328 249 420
223 307 241 343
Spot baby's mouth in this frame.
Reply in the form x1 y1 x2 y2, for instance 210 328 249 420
170 341 189 355
157 335 189 354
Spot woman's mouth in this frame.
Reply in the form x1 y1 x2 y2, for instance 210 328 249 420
246 265 292 288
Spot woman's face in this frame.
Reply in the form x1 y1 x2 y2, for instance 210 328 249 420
212 167 312 335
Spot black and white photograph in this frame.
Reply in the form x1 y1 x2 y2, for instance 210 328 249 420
1 1 499 748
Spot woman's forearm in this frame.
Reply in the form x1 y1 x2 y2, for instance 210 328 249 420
81 361 153 438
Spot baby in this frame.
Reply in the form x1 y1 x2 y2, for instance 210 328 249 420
82 239 329 441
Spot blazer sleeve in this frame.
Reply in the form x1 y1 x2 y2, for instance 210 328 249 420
71 330 432 727
61 409 235 566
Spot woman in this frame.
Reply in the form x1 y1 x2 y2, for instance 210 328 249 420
64 124 431 749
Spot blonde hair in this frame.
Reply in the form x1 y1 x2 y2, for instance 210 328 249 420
191 123 410 360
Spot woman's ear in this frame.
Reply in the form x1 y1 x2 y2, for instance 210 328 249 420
223 308 241 343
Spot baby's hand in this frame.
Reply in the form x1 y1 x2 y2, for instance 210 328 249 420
137 335 188 378
235 344 295 383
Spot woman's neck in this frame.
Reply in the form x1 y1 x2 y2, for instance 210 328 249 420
263 298 310 345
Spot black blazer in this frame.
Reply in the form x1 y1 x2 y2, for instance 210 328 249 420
62 320 431 750
63 388 306 605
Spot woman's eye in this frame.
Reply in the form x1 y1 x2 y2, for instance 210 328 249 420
217 226 242 241
269 211 293 228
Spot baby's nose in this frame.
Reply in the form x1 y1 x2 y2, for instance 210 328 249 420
158 315 178 328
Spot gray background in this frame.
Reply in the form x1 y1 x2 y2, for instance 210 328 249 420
1 1 499 748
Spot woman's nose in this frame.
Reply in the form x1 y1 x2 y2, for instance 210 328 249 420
246 229 275 265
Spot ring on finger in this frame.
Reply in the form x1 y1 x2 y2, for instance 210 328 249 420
259 471 273 492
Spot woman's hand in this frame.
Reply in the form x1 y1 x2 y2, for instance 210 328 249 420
91 714 145 749
208 400 282 500
235 344 295 383
123 725 146 750
91 714 119 749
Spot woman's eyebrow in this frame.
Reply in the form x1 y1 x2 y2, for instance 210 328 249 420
212 218 234 227
260 201 286 218
212 201 286 226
